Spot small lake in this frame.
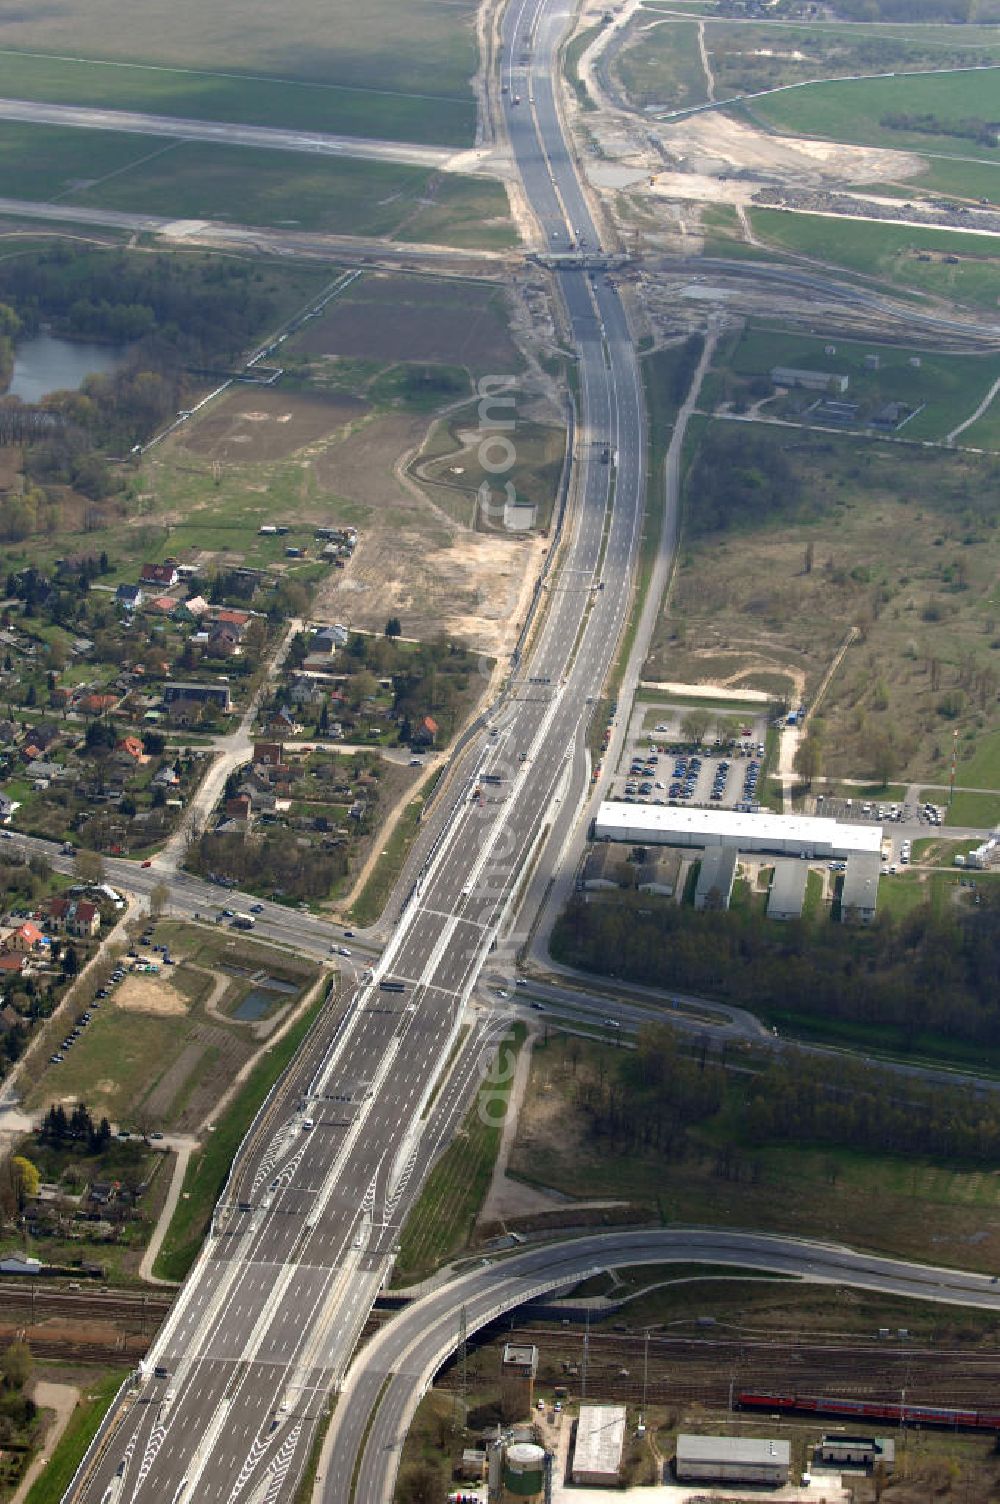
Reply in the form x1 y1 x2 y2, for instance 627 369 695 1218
232 976 297 1022
8 333 128 403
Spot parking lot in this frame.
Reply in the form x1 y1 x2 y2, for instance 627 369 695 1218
610 701 770 811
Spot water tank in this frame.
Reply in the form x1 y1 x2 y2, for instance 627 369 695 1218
503 1441 546 1499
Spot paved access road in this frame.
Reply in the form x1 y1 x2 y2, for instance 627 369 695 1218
331 1227 1000 1503
0 98 459 168
63 0 647 1498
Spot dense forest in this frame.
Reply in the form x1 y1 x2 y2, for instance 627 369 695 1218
552 885 1000 1048
576 1023 1000 1166
685 427 807 535
0 245 279 365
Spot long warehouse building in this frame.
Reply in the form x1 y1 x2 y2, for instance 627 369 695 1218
593 802 882 860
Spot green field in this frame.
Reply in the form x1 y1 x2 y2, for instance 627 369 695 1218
713 323 999 443
749 208 1000 311
751 65 1000 162
0 0 479 146
0 122 511 247
510 1033 1000 1271
614 19 708 112
927 789 1000 824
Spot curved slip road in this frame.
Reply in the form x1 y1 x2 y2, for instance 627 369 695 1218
331 1227 1000 1503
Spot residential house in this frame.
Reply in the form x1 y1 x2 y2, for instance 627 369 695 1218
174 594 209 622
152 765 180 790
45 897 72 933
45 896 99 938
79 692 119 717
116 736 144 761
69 900 100 938
253 742 284 767
0 953 25 977
140 562 180 588
225 794 251 820
116 584 144 610
27 761 64 781
268 706 297 736
163 683 232 714
213 609 251 636
0 793 14 822
412 715 439 747
2 921 45 953
146 595 177 616
288 677 328 710
207 627 240 659
312 624 349 653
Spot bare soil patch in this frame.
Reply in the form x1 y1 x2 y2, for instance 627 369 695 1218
290 273 519 371
114 975 188 1016
179 386 367 464
310 410 546 652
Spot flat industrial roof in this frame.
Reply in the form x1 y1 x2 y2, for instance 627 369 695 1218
594 802 883 855
574 1404 626 1477
769 860 810 915
842 852 882 909
677 1434 791 1465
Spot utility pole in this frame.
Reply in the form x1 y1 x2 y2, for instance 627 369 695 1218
637 1329 649 1436
581 1309 590 1401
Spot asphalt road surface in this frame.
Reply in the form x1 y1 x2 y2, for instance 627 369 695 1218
331 1228 1000 1503
61 0 650 1496
0 97 458 169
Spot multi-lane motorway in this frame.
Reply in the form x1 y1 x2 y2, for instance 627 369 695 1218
63 0 649 1499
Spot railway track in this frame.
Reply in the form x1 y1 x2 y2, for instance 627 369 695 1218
0 1284 172 1327
447 1325 1000 1413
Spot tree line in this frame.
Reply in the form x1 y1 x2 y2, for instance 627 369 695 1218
881 111 998 148
573 1023 1000 1167
552 884 1000 1048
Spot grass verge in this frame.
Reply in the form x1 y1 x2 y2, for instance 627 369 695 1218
348 789 429 928
152 990 328 1280
25 1370 129 1504
393 1023 525 1284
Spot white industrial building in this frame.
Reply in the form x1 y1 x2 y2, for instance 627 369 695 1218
593 802 882 860
573 1403 626 1486
675 1434 791 1486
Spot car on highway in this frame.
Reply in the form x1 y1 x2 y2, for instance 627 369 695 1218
249 903 264 914
336 946 352 957
141 859 152 868
222 908 235 918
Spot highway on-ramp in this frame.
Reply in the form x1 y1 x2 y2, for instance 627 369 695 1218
329 1227 1000 1503
62 0 647 1498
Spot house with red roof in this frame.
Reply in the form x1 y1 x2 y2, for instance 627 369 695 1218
413 715 440 747
79 692 118 717
2 921 45 954
140 562 180 588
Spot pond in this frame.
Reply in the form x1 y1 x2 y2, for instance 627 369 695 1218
8 333 129 403
231 976 297 1023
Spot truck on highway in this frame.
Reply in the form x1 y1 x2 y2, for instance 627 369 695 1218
232 913 256 930
379 979 406 993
